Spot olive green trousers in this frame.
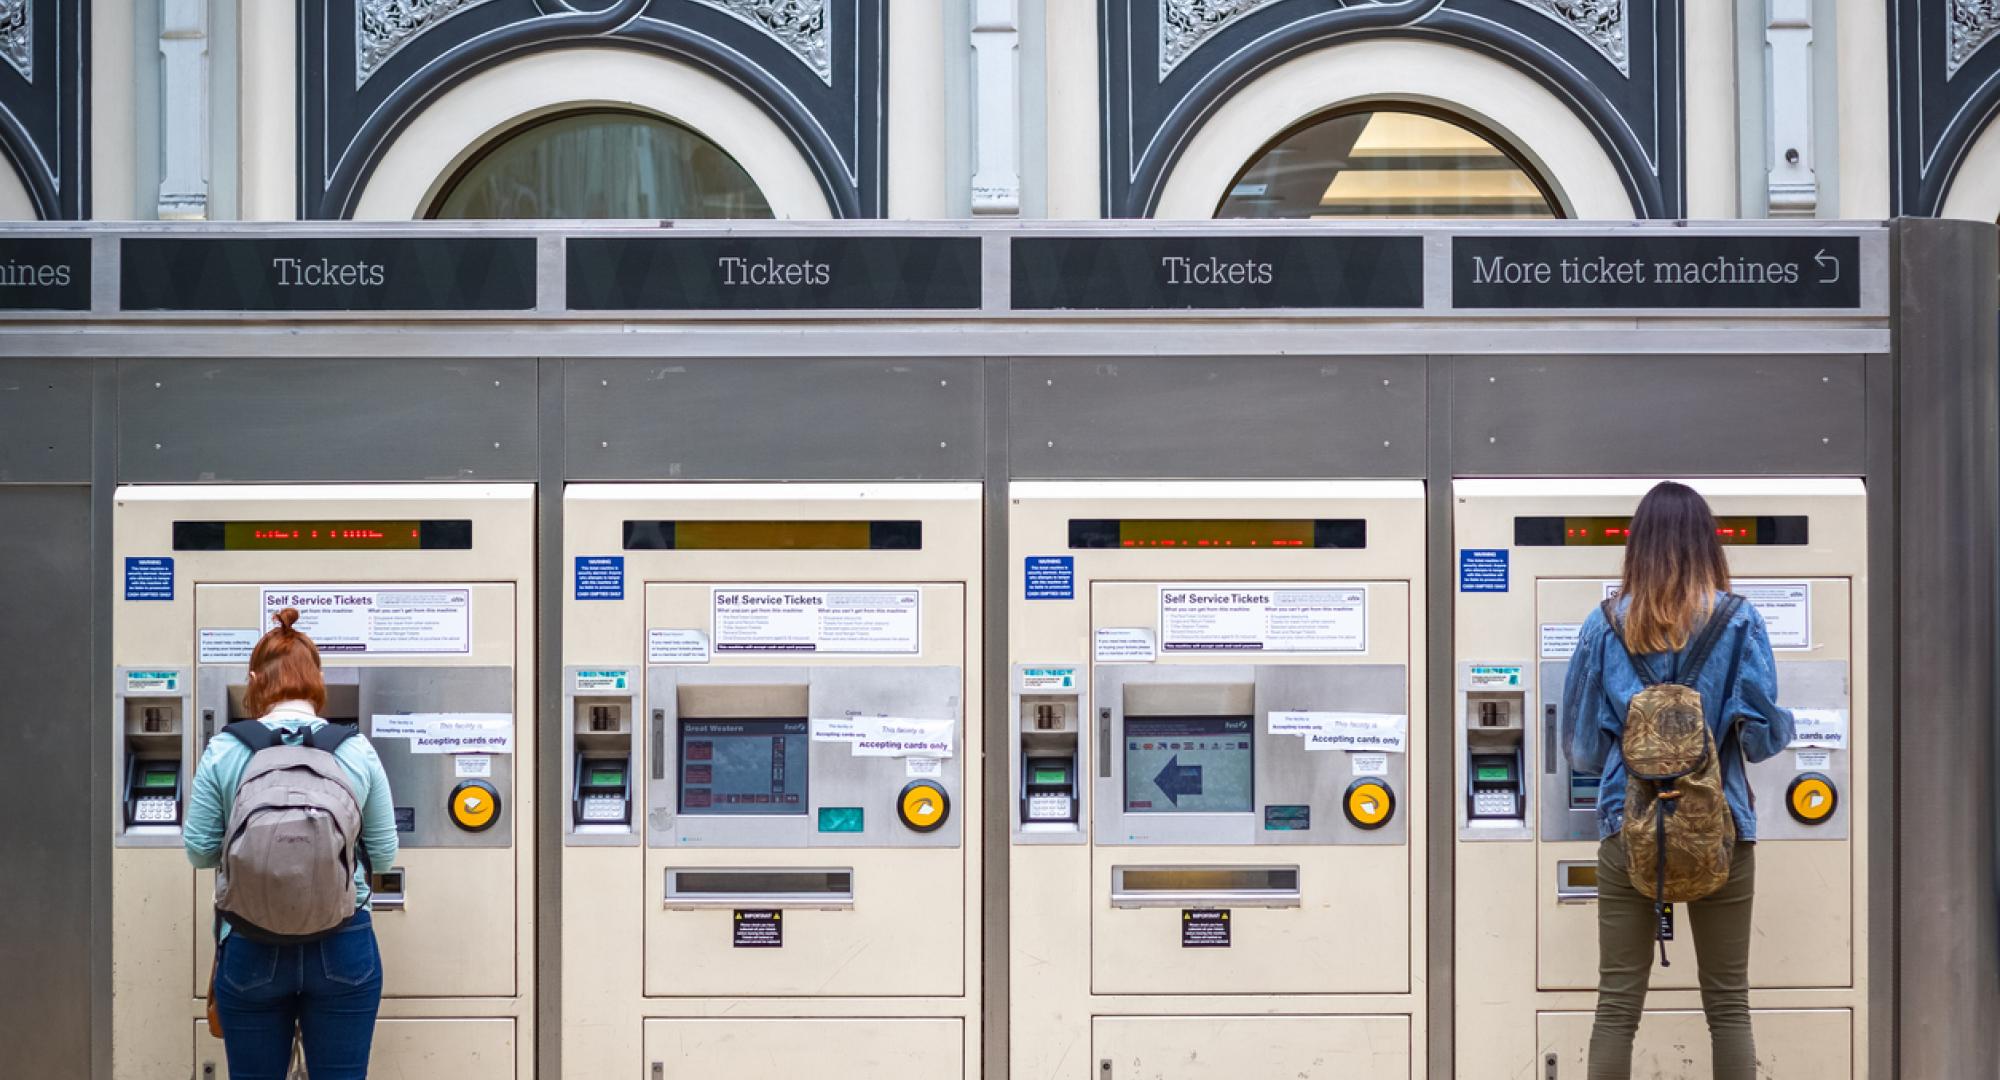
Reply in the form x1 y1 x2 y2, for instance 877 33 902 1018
1588 833 1757 1079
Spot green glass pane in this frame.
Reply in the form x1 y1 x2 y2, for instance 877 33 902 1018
817 806 864 833
1477 765 1511 781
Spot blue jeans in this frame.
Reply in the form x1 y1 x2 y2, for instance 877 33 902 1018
213 910 382 1080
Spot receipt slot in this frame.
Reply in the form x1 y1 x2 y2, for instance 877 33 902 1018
111 485 535 1080
562 484 982 1080
1453 480 1868 1078
1009 482 1427 1079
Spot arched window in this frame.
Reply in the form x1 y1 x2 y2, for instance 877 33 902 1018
1216 107 1561 219
429 110 773 219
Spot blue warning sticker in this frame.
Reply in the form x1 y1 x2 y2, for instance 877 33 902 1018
575 556 624 601
124 557 175 601
1025 556 1074 600
1458 549 1509 593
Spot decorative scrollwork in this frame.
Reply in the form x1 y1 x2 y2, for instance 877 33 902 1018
358 0 497 84
0 0 30 82
1159 0 1278 78
691 0 832 84
1949 0 2000 77
1515 0 1627 75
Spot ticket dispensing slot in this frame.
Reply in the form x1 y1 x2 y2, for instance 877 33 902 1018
369 867 408 911
573 693 633 831
1109 865 1302 908
664 868 855 909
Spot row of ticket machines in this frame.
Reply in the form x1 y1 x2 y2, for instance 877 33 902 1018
108 478 1865 1079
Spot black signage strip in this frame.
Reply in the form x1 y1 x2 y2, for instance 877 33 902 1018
119 237 539 312
0 237 91 311
1010 235 1424 310
1451 234 1863 309
567 236 983 311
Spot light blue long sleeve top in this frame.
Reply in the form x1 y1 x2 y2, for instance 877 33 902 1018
184 700 399 932
1561 594 1796 841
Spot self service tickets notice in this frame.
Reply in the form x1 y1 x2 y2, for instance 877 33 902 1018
712 588 921 654
262 587 471 655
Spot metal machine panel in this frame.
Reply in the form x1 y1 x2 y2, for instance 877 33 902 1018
0 359 92 482
642 1018 963 1080
116 358 539 482
197 1017 517 1079
1008 356 1425 478
563 358 985 480
1092 1014 1410 1079
0 488 93 1077
1536 1008 1850 1077
1448 354 1867 476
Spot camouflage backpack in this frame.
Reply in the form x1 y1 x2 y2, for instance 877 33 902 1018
1603 594 1743 966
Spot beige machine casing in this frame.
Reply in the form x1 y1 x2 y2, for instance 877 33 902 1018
1453 478 1868 1077
1009 481 1428 1080
561 483 983 1080
110 484 537 1080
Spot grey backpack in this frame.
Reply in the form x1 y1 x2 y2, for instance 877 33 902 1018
214 720 364 942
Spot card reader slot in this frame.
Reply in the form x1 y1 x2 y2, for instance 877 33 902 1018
1109 865 1301 908
663 867 855 909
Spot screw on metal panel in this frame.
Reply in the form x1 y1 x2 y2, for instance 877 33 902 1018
154 382 162 388
153 443 162 450
652 1064 664 1080
601 380 609 387
1099 1061 1112 1080
204 1064 215 1079
1822 437 1830 444
1786 148 1801 165
493 380 501 386
1383 441 1391 448
1046 441 1055 448
493 442 501 449
601 441 609 449
940 379 949 386
939 442 948 448
1382 379 1390 386
1046 379 1054 386
1489 436 1497 444
1489 376 1497 383
1545 1052 1558 1079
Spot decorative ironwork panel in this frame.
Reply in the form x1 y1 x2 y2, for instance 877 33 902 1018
1893 0 2000 214
0 0 84 218
302 0 884 219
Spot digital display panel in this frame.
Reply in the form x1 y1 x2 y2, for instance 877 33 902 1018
1123 716 1254 813
1476 764 1512 782
1570 772 1602 810
679 719 808 815
1032 767 1069 785
1513 515 1808 547
141 766 177 787
587 766 625 788
1070 518 1365 550
173 519 473 551
623 520 921 550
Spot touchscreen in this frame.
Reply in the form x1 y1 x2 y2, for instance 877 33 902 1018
1123 715 1253 813
679 719 809 814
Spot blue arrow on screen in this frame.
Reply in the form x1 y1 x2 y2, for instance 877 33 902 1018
1154 755 1204 805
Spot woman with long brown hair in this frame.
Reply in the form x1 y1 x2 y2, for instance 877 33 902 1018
1561 482 1795 1079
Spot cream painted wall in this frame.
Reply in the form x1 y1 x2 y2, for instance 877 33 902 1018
1941 116 2000 222
1154 38 1637 219
1835 0 1892 216
1042 0 1099 217
1685 0 1740 217
889 0 949 217
91 0 137 218
238 0 297 220
350 48 833 220
0 159 35 219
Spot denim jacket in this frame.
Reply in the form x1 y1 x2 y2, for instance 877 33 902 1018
1561 594 1795 841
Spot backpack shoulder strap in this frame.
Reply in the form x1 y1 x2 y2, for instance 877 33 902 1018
1676 594 1745 688
1600 599 1662 686
306 723 359 753
221 720 280 752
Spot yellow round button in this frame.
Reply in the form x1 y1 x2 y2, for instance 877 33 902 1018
449 780 500 832
1344 779 1395 830
1787 773 1837 825
898 780 950 833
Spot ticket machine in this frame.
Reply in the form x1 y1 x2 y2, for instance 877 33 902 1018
1009 481 1428 1079
561 483 983 1080
110 484 536 1080
1453 479 1867 1077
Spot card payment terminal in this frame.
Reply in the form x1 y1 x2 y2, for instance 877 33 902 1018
124 758 182 827
1021 754 1079 824
573 756 632 827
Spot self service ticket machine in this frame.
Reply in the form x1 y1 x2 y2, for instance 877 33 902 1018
1454 479 1867 1077
1009 482 1428 1079
110 484 536 1080
561 484 982 1080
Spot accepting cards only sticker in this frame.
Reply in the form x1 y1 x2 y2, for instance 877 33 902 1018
1789 708 1848 749
1267 711 1408 753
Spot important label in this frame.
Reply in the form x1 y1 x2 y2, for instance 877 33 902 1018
372 713 514 754
1159 585 1366 653
647 629 711 665
1024 556 1075 600
1795 748 1833 771
574 669 632 692
455 754 493 779
1540 623 1582 659
810 715 954 758
574 556 624 601
1269 711 1409 753
907 756 945 779
1351 752 1390 777
732 909 783 948
1733 580 1812 651
1458 549 1510 592
262 587 471 655
1468 665 1524 690
1181 908 1232 947
1021 666 1078 691
1094 627 1157 663
124 557 175 601
713 588 920 654
1451 234 1864 310
198 628 261 664
1789 708 1848 750
124 670 181 693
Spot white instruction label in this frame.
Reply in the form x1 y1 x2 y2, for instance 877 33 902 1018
198 628 261 665
713 588 920 654
1268 711 1408 753
262 587 471 655
1540 623 1582 660
124 670 181 694
1789 708 1847 749
906 756 945 779
1794 748 1832 771
810 716 955 757
647 629 711 665
372 713 514 754
1159 584 1367 653
1350 752 1391 777
1468 664 1524 690
573 669 632 692
1732 580 1812 651
455 754 493 778
1021 667 1078 691
1094 627 1157 663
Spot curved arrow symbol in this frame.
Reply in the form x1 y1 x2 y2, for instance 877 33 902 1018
1814 249 1839 284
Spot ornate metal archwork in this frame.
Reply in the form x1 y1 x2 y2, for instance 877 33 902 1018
303 0 883 219
1106 0 1682 218
1892 0 2000 214
0 0 86 218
